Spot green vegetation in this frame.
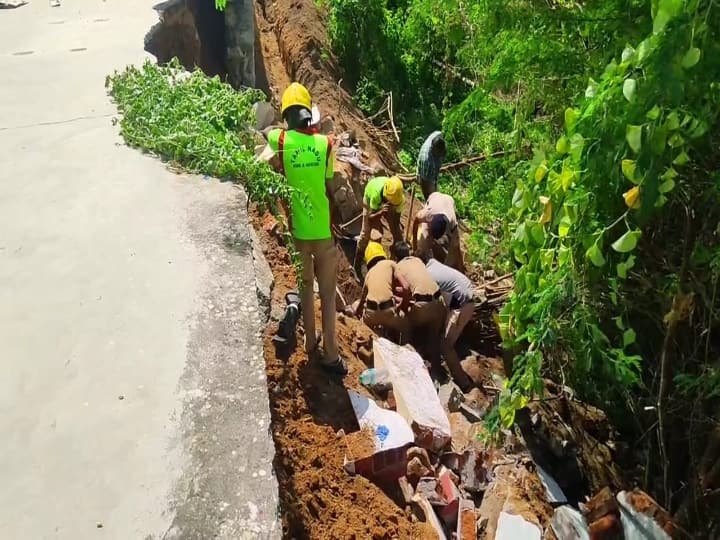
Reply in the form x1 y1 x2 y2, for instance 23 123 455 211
106 59 291 213
327 0 720 529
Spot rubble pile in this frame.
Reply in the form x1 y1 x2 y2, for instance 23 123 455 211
340 336 677 539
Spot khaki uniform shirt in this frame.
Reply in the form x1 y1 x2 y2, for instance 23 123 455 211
365 259 396 303
397 256 438 296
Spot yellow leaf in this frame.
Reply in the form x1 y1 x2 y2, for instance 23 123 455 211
539 196 553 224
535 160 549 182
623 186 641 209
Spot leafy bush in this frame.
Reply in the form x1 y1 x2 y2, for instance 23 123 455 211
106 59 292 212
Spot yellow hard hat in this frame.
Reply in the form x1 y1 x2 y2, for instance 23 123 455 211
281 82 312 115
364 241 386 266
383 176 404 207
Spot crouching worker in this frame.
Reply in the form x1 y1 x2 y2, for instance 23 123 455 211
412 191 464 272
352 242 410 340
391 241 446 356
422 255 475 390
355 176 405 274
267 82 346 375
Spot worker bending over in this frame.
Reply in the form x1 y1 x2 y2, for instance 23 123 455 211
355 176 405 273
416 131 447 199
391 241 446 360
422 254 474 390
412 191 464 272
353 242 410 340
267 82 346 375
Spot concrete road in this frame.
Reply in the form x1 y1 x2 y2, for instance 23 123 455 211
0 1 279 538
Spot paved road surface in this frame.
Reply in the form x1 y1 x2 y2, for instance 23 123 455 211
0 1 279 538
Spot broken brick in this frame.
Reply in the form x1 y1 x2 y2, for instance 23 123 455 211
436 467 461 526
457 499 477 540
406 457 433 485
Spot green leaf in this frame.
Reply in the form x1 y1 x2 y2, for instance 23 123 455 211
623 78 637 102
668 132 684 148
558 216 572 238
612 229 642 253
653 9 671 33
565 108 580 132
556 136 569 155
673 151 690 165
614 316 626 330
621 159 638 183
585 78 598 98
617 254 635 278
586 244 606 267
528 222 546 246
558 246 571 267
560 167 575 191
646 105 661 120
626 125 642 153
569 133 585 163
654 0 682 33
681 47 701 68
650 126 668 155
665 111 680 130
621 46 636 63
659 177 675 193
623 328 637 347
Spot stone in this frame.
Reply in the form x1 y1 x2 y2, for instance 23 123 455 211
411 494 447 540
495 511 541 540
398 476 414 504
459 403 484 423
582 486 618 524
536 464 567 504
406 457 432 485
374 338 451 451
589 514 623 539
617 490 675 540
252 101 276 131
552 505 590 540
415 477 443 505
459 449 489 493
438 382 465 413
406 447 433 471
449 412 474 453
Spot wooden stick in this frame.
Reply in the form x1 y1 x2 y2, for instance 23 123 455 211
478 272 513 288
388 92 400 143
396 149 508 182
405 184 416 242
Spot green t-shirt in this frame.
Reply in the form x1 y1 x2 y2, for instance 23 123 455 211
364 176 388 211
268 129 334 240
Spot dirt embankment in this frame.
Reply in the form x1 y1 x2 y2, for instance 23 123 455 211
254 0 398 170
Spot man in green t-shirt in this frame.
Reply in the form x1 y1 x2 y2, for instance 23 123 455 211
355 175 405 274
266 83 346 375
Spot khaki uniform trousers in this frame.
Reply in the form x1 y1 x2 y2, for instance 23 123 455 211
295 238 339 363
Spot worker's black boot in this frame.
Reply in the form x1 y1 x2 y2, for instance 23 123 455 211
272 291 301 347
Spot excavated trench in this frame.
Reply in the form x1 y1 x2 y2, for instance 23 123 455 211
144 2 634 538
